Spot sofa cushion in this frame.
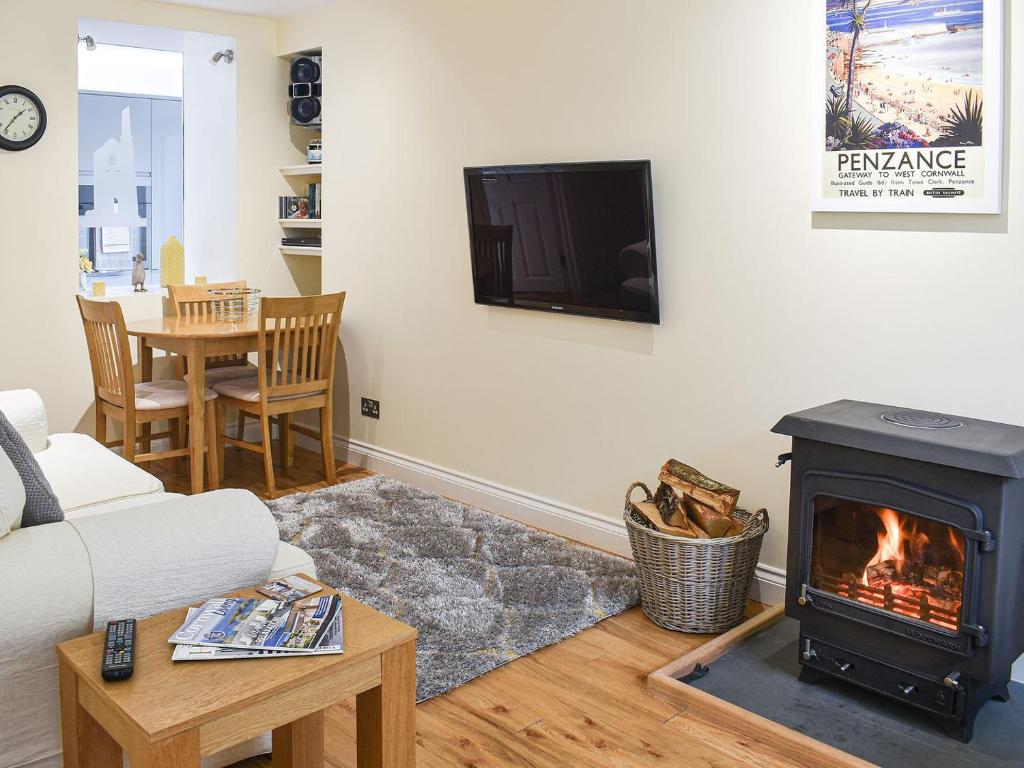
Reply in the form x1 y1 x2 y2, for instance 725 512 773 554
63 491 183 519
34 433 164 513
269 541 317 581
0 448 26 535
0 388 49 453
0 412 62 527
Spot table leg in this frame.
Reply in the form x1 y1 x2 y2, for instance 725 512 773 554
139 336 153 453
356 640 416 768
59 658 122 768
272 709 324 768
129 730 200 768
187 340 206 494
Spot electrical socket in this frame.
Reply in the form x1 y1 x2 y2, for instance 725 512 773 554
361 397 380 419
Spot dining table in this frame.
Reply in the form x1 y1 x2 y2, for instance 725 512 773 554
125 316 270 495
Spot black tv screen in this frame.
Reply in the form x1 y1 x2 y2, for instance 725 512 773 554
464 160 659 324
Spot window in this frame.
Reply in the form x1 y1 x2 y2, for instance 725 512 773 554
78 44 183 294
76 20 238 295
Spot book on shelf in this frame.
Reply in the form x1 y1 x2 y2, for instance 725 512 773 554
306 182 322 219
278 195 312 219
169 594 342 654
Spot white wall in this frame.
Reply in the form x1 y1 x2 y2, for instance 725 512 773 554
0 0 299 433
277 0 1024 575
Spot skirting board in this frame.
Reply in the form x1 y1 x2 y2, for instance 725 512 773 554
284 429 789 606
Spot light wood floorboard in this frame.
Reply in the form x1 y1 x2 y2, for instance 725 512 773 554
156 447 791 767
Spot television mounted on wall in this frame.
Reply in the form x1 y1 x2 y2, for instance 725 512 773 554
463 160 659 324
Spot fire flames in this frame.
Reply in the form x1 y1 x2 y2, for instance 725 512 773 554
813 506 965 632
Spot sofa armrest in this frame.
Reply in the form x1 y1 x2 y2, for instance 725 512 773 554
0 389 48 453
0 521 94 768
66 489 281 629
0 522 93 670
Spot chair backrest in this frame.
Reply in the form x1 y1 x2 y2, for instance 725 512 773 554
257 293 346 402
168 280 249 369
76 296 134 410
168 280 248 320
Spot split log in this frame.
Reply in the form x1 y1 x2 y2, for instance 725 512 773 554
684 497 740 538
632 500 699 538
659 459 740 517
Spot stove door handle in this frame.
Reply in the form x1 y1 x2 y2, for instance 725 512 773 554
775 452 793 468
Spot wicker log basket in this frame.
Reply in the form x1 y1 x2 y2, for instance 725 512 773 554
625 481 769 633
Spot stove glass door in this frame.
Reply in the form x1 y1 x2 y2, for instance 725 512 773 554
809 495 965 633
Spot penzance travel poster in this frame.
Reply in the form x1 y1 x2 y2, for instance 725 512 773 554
815 1 1003 213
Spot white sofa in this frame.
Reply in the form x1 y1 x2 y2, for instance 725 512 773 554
0 389 315 768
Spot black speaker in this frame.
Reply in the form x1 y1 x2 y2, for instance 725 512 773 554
288 55 322 126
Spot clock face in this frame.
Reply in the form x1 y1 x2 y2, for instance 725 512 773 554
0 86 46 151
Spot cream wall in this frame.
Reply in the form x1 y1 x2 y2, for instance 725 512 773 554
0 0 299 433
279 0 1023 571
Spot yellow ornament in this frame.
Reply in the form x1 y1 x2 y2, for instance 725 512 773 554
160 235 185 287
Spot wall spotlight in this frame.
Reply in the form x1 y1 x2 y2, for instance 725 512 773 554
78 35 97 51
211 49 235 64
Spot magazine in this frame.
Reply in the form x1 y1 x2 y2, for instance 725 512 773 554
168 595 341 652
257 575 322 603
172 604 344 661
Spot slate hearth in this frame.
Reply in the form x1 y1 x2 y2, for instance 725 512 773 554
686 617 1023 767
773 401 1024 742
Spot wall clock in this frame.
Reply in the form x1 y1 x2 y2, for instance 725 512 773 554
0 85 47 151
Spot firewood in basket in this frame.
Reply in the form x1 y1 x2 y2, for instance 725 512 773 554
660 459 740 517
683 496 736 538
671 500 710 538
653 482 678 526
632 501 698 538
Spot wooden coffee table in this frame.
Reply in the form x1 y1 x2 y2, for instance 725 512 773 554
57 576 417 768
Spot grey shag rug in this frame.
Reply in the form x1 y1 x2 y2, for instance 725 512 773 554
266 475 638 701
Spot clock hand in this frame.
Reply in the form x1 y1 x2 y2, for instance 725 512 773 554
3 109 27 133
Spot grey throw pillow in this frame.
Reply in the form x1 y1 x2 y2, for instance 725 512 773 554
0 411 62 527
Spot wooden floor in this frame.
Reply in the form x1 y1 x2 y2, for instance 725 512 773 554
156 448 789 768
152 442 372 498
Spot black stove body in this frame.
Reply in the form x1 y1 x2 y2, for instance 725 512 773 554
773 401 1024 742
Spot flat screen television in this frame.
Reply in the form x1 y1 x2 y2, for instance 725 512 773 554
464 160 659 324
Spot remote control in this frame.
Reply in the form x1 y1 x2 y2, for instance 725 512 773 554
102 619 136 682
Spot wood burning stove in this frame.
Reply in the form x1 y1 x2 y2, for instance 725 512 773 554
773 401 1024 742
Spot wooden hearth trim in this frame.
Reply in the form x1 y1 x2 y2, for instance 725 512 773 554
647 604 876 768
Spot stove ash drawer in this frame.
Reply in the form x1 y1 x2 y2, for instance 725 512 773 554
800 635 958 718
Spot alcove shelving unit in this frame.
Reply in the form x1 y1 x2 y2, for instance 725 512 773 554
277 217 322 230
279 244 323 257
277 45 324 292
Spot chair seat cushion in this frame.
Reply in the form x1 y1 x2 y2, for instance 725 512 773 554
212 374 317 403
134 380 217 410
184 364 257 386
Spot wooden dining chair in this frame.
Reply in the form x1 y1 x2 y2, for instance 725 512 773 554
76 296 220 488
168 280 263 472
167 280 257 384
212 292 345 498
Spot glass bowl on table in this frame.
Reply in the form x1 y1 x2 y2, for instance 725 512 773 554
208 287 261 323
